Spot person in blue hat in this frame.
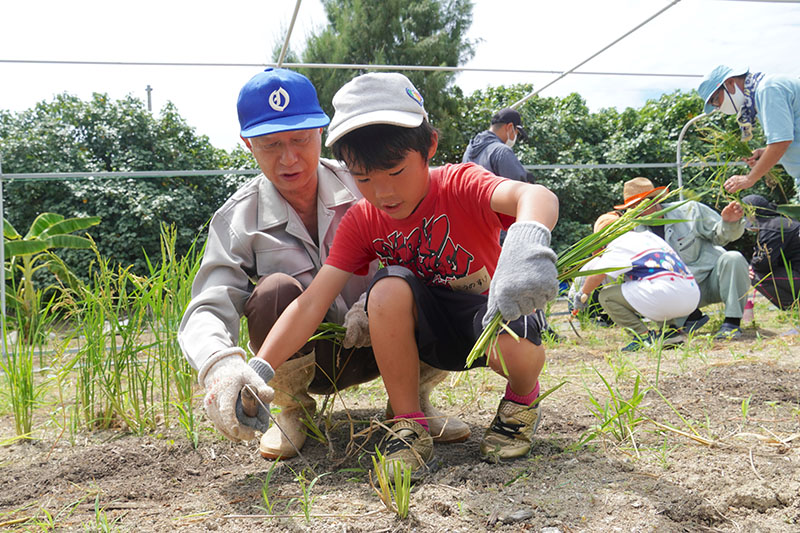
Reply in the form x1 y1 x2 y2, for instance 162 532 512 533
698 65 800 197
179 68 469 460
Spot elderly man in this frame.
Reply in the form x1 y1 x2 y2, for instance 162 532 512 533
615 177 749 339
179 68 469 460
698 65 800 198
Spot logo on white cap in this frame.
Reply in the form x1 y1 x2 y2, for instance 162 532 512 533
269 87 290 112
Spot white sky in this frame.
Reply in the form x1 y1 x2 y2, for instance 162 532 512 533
1 0 799 152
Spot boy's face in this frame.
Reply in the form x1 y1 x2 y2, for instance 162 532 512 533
350 141 436 220
244 128 322 196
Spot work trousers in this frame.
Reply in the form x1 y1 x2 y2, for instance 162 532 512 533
243 273 380 395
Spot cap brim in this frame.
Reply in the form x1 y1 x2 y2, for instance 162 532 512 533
702 66 749 114
241 113 330 138
613 186 668 210
325 110 424 147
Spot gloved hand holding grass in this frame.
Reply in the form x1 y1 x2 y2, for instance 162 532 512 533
482 221 559 327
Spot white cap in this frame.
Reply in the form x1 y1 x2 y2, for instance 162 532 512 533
325 72 428 147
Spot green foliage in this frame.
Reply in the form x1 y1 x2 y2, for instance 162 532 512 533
4 212 100 341
298 0 476 163
0 93 252 277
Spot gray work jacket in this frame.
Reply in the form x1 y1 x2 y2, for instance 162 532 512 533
178 158 375 373
636 200 746 284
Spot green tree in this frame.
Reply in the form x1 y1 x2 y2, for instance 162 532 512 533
298 0 476 164
0 93 252 275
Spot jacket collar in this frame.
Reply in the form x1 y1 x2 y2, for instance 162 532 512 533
256 160 358 231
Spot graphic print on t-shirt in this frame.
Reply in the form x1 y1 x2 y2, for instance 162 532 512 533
627 249 692 282
371 214 475 287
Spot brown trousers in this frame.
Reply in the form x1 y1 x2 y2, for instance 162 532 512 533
243 273 380 395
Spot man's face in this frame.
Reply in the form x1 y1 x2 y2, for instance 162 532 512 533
349 148 433 220
246 128 322 195
708 78 738 109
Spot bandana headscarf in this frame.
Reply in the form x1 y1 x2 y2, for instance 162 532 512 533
737 71 764 142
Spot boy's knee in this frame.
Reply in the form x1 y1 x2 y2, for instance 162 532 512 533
367 275 414 316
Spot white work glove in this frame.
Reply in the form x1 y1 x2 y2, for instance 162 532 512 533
343 292 371 348
483 221 559 327
200 348 275 442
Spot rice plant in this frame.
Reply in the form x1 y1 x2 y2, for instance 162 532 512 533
467 190 686 368
370 447 412 519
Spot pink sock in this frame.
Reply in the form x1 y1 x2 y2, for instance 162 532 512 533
394 411 429 432
504 381 540 406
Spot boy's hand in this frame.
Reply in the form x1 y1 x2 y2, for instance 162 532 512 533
201 350 275 441
483 221 558 327
343 292 371 348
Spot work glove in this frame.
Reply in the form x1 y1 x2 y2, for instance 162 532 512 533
572 292 588 313
483 221 558 328
343 292 371 348
200 348 275 442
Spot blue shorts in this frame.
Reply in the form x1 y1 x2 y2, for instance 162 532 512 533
366 265 543 371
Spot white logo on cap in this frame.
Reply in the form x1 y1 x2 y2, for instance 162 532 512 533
269 87 290 112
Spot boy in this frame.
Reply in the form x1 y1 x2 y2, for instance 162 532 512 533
251 73 559 473
573 212 700 351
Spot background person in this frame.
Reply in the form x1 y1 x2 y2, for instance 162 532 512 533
462 107 534 184
741 194 800 310
178 68 468 460
615 178 749 339
573 212 700 351
698 65 800 198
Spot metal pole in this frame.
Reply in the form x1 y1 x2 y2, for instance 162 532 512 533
0 154 5 356
277 0 302 67
510 0 683 109
146 84 153 112
676 113 709 200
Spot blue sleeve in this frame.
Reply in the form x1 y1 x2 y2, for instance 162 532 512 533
489 146 529 182
757 84 797 145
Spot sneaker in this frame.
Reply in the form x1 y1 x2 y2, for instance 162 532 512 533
682 314 710 335
713 322 742 340
480 399 541 462
621 330 683 352
380 419 434 480
621 334 650 352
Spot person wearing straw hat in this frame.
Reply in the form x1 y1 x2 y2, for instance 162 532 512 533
573 212 700 351
741 194 800 310
698 65 800 197
179 68 469 459
615 177 749 339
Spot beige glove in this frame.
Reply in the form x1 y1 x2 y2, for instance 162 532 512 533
343 292 371 348
201 349 274 442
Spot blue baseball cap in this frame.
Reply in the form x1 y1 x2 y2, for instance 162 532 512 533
237 68 330 138
698 65 749 114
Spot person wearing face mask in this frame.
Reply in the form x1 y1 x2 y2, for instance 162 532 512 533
462 108 535 184
698 65 800 198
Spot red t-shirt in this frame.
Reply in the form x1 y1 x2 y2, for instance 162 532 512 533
326 163 512 294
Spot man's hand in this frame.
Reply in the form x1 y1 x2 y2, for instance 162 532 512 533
571 292 588 314
721 201 744 223
202 351 274 442
744 148 765 168
723 174 758 195
483 221 558 327
343 292 371 348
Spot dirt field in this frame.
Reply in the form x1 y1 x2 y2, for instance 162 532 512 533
1 297 799 532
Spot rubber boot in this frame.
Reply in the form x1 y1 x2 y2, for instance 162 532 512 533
386 362 471 443
259 352 317 460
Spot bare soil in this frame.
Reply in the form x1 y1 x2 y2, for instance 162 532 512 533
2 299 800 532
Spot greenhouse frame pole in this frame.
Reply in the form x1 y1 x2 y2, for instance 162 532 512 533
676 113 709 200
